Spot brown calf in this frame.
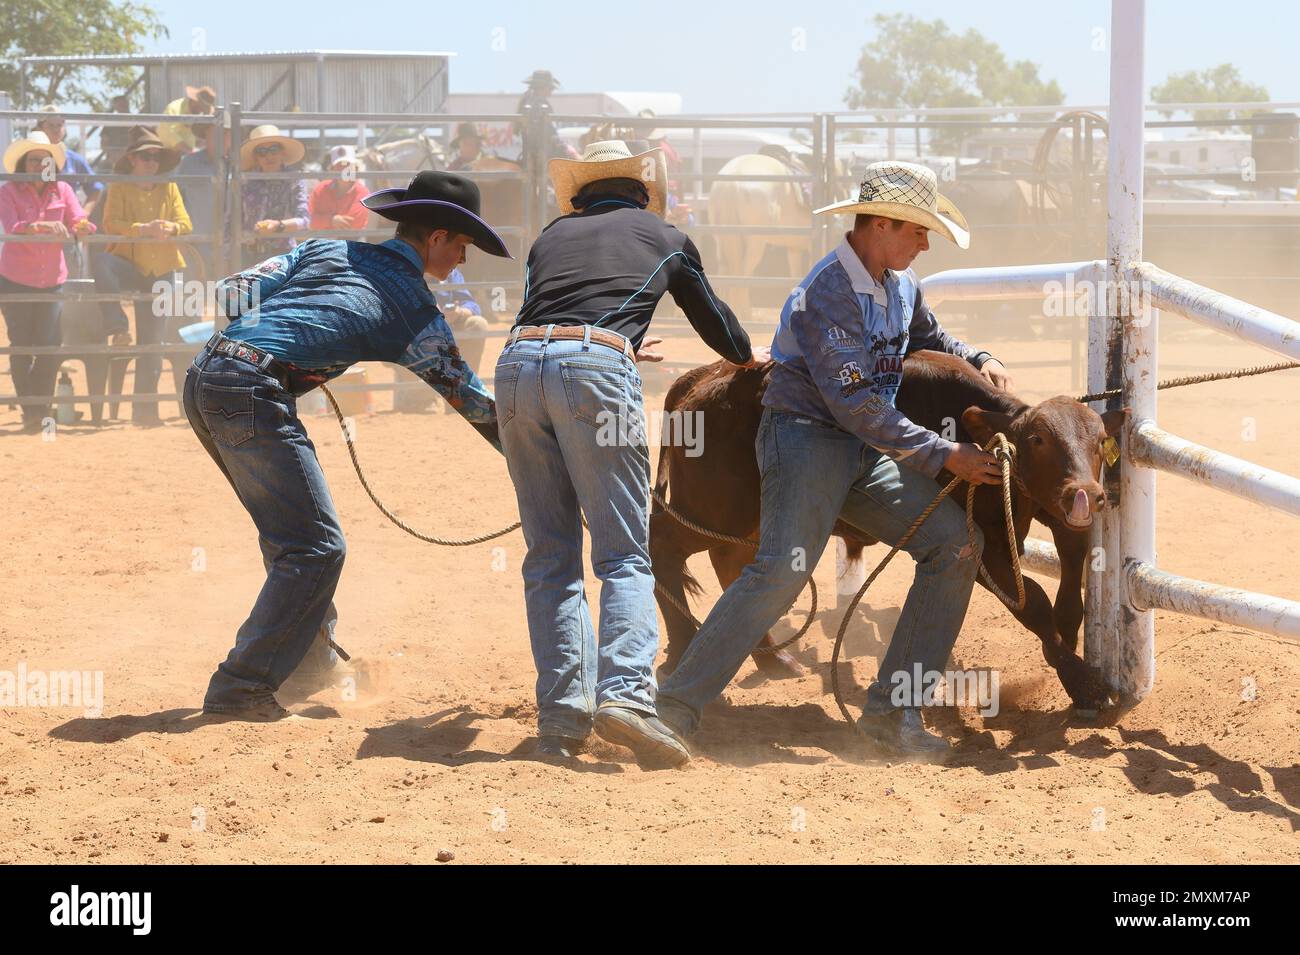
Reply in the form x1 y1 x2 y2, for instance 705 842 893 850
648 350 1125 709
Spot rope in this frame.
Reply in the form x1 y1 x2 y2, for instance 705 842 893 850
830 434 1025 734
322 384 521 546
647 484 818 655
1077 360 1300 404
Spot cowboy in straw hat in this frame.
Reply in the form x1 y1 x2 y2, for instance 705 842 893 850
656 159 1014 761
494 140 763 767
184 170 511 721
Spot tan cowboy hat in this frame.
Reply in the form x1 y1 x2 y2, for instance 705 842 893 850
3 131 67 174
114 126 180 174
240 124 306 171
549 140 667 217
815 160 970 249
185 85 218 110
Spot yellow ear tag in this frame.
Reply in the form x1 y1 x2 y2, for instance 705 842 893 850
1101 436 1120 467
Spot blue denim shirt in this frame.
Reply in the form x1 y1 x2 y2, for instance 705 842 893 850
764 236 977 477
217 238 497 444
434 267 481 316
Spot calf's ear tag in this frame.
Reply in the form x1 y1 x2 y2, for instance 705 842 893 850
1101 436 1120 467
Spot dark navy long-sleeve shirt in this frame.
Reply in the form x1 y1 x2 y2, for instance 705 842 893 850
513 201 752 363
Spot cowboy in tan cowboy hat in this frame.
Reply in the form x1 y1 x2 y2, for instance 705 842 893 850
494 139 760 768
159 85 217 153
656 159 1014 760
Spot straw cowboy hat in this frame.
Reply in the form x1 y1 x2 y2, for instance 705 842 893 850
549 140 667 217
815 160 971 249
362 169 512 258
240 124 306 171
113 126 180 174
3 130 67 174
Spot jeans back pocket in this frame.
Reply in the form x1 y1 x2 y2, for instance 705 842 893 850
494 360 524 427
199 383 256 447
559 358 631 428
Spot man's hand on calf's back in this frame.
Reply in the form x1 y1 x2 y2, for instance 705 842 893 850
944 443 1002 486
735 345 771 369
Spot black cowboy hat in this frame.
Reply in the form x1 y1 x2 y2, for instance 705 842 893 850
362 170 511 258
522 69 560 88
449 121 482 149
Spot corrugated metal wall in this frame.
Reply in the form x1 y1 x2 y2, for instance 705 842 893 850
144 56 448 114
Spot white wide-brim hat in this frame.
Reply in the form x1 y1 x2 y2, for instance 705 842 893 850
549 140 667 217
240 125 307 171
815 160 970 249
3 131 67 175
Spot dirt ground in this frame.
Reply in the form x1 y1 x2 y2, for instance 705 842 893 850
1 313 1297 864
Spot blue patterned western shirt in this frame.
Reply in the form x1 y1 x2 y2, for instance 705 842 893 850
765 235 980 477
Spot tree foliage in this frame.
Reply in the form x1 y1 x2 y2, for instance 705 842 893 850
0 0 168 109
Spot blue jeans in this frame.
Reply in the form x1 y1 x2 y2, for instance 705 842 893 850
0 276 63 425
93 252 168 423
496 328 658 738
657 408 983 736
183 341 339 712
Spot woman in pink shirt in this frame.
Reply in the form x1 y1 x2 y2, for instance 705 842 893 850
1 132 95 432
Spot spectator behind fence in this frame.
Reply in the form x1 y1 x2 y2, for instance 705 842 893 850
240 125 308 268
0 132 95 432
447 122 496 171
159 85 217 154
94 126 191 427
308 145 369 231
36 105 104 222
99 94 135 169
178 121 231 280
434 266 489 376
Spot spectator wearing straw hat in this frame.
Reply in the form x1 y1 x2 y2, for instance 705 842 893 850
0 132 95 432
308 145 369 231
35 105 104 221
185 170 511 721
94 126 191 427
239 124 309 267
496 140 759 766
159 85 217 154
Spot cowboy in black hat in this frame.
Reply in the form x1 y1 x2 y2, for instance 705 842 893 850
185 171 510 721
514 69 573 164
447 122 494 171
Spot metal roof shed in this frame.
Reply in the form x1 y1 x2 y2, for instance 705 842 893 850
18 50 454 114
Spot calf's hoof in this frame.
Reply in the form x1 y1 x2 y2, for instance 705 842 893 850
752 647 804 680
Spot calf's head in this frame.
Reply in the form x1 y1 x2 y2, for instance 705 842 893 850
962 398 1127 530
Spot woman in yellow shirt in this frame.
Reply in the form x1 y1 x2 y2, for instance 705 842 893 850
93 126 192 426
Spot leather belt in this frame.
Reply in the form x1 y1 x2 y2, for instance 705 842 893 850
509 324 633 356
203 333 294 391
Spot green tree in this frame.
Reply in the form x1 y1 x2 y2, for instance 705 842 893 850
0 0 167 109
1150 64 1269 128
844 13 1064 152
